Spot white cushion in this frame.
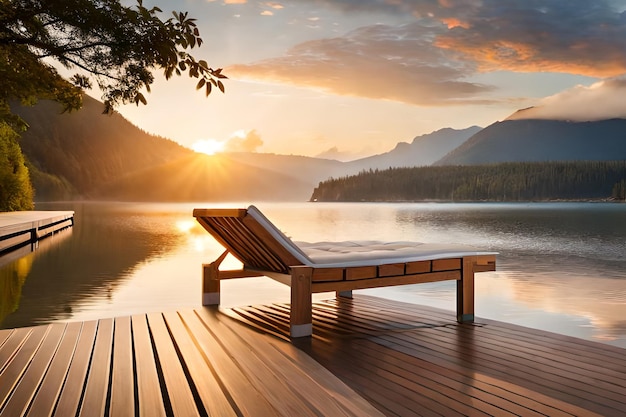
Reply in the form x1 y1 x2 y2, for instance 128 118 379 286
247 206 497 269
295 240 497 268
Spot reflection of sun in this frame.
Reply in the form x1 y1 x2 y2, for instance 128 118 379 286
176 219 196 233
192 139 224 155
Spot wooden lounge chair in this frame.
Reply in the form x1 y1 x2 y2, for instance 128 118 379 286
193 206 497 338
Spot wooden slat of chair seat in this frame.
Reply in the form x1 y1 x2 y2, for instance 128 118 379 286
198 216 288 272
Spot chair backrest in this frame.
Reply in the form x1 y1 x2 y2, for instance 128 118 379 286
193 206 311 274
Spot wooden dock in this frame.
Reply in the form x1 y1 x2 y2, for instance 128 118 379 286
1 296 624 416
0 211 74 256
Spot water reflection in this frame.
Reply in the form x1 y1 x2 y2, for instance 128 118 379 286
0 202 188 327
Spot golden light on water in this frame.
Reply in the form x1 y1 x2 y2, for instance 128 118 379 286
175 219 196 233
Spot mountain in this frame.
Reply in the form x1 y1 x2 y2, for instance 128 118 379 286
13 96 191 198
224 126 483 185
223 152 349 188
436 118 626 165
346 126 482 171
12 96 313 201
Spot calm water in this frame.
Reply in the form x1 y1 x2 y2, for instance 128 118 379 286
1 201 625 348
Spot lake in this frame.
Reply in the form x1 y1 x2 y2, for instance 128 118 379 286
1 201 625 349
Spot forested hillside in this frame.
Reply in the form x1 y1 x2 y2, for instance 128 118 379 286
13 96 191 199
311 161 626 202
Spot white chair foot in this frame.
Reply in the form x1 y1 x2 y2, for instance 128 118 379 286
202 292 220 306
290 323 312 338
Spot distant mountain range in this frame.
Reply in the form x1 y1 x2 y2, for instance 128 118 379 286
12 95 626 202
437 118 626 165
346 126 481 171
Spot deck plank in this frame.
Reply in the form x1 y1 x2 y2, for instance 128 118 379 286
78 319 113 417
1 296 623 417
176 309 281 416
131 315 166 417
196 307 385 417
109 316 134 417
161 311 237 417
0 325 49 409
0 323 66 417
0 328 31 373
146 312 200 417
235 295 626 417
52 320 97 417
194 308 320 417
24 322 83 417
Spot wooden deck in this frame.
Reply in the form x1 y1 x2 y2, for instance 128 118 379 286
1 296 624 417
0 306 382 417
0 211 74 256
229 295 626 417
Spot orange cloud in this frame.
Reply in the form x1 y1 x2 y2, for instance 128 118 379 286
440 17 470 29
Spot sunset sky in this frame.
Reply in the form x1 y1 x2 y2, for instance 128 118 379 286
111 0 626 160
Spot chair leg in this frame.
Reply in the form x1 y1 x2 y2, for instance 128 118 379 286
457 257 476 322
202 263 220 306
290 266 313 337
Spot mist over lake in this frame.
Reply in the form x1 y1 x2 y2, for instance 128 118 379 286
1 201 624 349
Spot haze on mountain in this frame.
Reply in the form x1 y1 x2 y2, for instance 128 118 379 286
345 126 481 171
436 78 626 166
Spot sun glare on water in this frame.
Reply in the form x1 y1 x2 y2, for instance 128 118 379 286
192 139 224 155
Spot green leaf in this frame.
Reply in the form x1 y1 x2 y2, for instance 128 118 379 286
205 82 212 96
196 78 205 90
217 80 225 93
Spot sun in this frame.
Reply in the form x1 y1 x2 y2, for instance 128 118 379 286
192 139 225 155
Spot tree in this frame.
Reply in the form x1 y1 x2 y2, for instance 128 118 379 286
0 121 33 210
1 0 226 118
0 0 226 209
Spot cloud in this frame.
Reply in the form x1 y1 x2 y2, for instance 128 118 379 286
223 129 264 152
430 0 626 77
508 77 626 121
229 22 495 106
227 0 626 106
